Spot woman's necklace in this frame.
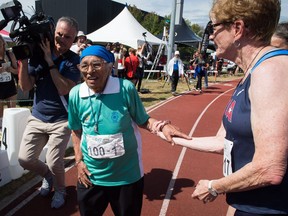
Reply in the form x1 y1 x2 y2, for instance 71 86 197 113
244 46 266 74
240 46 265 84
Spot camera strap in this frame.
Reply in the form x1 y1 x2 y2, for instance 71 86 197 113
52 51 74 112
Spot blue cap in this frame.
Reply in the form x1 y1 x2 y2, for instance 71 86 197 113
80 45 115 63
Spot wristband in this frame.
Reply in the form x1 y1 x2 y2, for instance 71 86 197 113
159 120 171 131
74 160 82 167
49 64 57 70
151 120 171 134
208 180 218 197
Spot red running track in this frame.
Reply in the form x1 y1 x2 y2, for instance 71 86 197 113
0 79 240 216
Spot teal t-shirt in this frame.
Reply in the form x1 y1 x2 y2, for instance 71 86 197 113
68 76 150 186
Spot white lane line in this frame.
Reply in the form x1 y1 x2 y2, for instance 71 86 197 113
4 160 75 216
159 88 235 216
4 87 234 216
146 95 181 113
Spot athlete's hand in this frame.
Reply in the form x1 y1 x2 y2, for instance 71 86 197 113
76 161 92 188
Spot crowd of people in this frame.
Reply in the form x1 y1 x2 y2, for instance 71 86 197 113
0 0 287 215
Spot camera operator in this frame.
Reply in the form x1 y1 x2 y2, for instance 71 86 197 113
18 16 81 209
0 35 18 129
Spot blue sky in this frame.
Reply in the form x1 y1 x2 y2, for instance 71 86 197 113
113 0 288 27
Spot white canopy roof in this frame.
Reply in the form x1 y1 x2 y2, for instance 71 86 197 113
87 7 163 48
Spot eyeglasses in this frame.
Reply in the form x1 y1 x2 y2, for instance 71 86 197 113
79 61 107 72
207 21 233 35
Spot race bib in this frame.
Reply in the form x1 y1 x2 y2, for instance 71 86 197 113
86 133 125 159
0 72 12 82
223 139 233 176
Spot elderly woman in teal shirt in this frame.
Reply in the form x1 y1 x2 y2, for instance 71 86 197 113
68 45 190 216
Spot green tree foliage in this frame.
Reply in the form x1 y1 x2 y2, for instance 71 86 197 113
128 5 144 22
128 5 201 63
129 5 166 36
142 13 166 36
184 18 204 37
191 24 204 38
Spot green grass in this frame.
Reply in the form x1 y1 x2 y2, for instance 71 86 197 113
139 73 242 107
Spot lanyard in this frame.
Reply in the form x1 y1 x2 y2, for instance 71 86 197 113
88 88 103 133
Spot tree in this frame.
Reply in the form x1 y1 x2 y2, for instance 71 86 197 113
128 5 144 22
191 24 204 38
129 5 165 36
127 5 201 63
142 13 166 36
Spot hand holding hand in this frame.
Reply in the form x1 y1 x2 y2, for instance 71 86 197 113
192 180 218 204
162 123 192 145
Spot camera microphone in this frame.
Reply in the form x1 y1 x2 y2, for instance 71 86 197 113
0 20 8 30
200 21 212 55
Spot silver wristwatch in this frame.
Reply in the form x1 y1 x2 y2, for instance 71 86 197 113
208 180 218 197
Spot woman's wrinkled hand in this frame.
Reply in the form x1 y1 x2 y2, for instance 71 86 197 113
76 161 92 188
192 180 218 204
162 123 192 145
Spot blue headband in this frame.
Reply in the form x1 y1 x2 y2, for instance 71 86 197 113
80 45 115 63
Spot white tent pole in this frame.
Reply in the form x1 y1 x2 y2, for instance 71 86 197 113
167 0 177 62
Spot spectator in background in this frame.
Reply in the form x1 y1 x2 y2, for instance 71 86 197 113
111 42 121 77
18 16 81 209
105 42 119 77
124 48 139 85
167 50 184 96
117 45 126 79
0 35 18 129
193 52 206 93
105 42 113 51
85 39 93 46
216 58 223 75
70 31 88 55
226 60 237 75
136 43 147 92
271 22 288 49
189 52 196 69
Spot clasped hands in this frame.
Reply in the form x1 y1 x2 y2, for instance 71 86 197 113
192 180 218 204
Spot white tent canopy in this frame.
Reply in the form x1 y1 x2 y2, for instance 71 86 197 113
87 7 163 48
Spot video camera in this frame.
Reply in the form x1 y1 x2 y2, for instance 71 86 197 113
0 0 55 60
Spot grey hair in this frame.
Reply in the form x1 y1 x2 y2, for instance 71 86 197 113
57 16 79 33
274 22 288 44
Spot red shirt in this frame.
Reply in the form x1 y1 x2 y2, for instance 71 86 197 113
124 54 139 78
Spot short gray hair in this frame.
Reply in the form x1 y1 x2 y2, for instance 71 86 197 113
57 16 79 33
274 22 288 45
